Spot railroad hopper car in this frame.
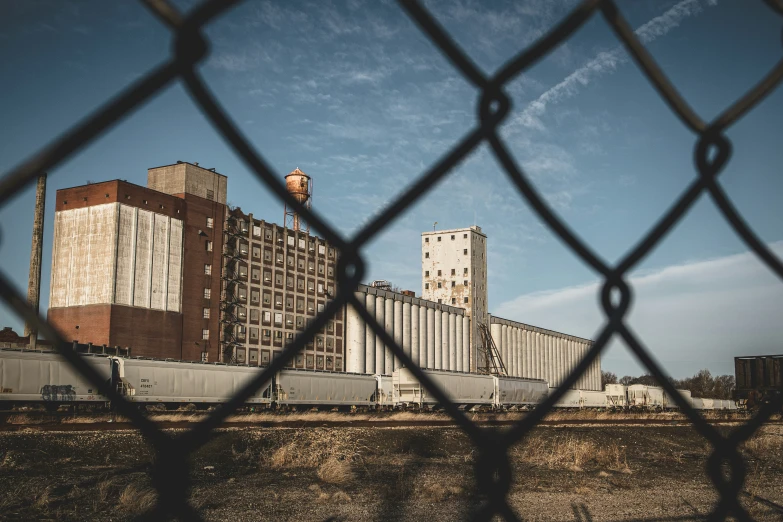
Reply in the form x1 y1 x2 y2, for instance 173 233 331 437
551 389 607 408
0 349 116 408
374 375 394 407
664 389 693 409
494 376 548 408
120 358 271 407
605 384 627 408
392 368 495 409
273 369 376 407
627 384 666 409
734 355 782 409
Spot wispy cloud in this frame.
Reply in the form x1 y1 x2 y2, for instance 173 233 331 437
493 242 783 378
512 0 717 132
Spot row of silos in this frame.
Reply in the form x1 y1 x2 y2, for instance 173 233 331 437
489 317 600 391
345 286 470 375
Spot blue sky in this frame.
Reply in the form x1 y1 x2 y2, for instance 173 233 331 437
1 0 782 378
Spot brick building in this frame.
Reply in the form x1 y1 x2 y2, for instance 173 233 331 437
46 162 340 367
221 209 343 370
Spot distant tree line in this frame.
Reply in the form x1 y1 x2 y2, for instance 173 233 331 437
601 369 735 400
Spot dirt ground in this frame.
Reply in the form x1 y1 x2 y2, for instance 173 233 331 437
0 423 781 521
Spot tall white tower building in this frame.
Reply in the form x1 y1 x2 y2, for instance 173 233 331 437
421 226 487 372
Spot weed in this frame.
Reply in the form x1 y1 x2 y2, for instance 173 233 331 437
318 458 354 485
118 483 157 515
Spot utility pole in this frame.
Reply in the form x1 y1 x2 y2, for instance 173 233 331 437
24 173 46 350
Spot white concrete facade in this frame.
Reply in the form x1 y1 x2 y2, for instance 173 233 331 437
421 226 487 372
50 203 183 312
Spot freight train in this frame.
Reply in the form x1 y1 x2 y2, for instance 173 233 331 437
0 348 738 412
734 355 782 409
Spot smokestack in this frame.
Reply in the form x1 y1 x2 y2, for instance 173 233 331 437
24 173 46 350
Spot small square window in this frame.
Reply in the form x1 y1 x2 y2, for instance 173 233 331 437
425 283 429 289
204 288 211 299
202 329 210 340
425 252 429 259
206 240 213 252
463 280 468 286
425 271 429 277
451 298 456 304
425 237 429 243
437 299 442 304
437 236 441 242
451 235 455 240
451 281 455 287
206 189 214 201
464 297 469 303
464 268 468 275
463 249 468 255
437 270 442 276
451 269 455 275
437 282 442 288
204 264 212 275
463 233 467 239
203 308 210 319
206 217 214 229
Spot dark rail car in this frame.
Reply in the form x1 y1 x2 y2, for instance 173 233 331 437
734 355 782 409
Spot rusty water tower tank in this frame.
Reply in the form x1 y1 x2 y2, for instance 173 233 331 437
285 168 311 204
284 168 312 232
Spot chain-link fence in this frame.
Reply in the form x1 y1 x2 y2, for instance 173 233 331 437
2 0 783 520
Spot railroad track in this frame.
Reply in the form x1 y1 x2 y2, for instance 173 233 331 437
0 411 774 432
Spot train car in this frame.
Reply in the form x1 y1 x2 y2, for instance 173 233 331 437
374 374 394 407
581 390 608 408
392 368 494 409
0 349 115 409
552 389 606 408
119 357 270 407
605 384 627 409
627 384 665 409
274 369 376 407
663 389 693 409
493 376 548 408
692 398 715 410
734 355 782 409
552 389 583 408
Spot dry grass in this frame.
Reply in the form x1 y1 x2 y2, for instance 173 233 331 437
317 458 355 484
5 408 752 427
0 450 17 469
512 433 629 472
742 425 783 458
264 428 365 470
33 487 51 510
417 475 464 502
118 482 157 515
98 477 120 502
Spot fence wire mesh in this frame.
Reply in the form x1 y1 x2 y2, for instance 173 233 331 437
2 0 783 520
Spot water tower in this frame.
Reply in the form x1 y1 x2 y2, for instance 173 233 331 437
283 167 312 233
